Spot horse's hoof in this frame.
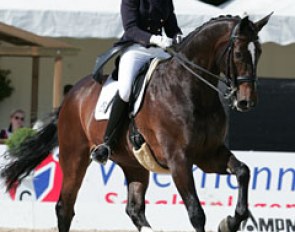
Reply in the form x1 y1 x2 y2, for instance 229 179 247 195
218 217 231 232
140 226 154 232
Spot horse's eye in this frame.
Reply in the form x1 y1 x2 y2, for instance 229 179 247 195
235 52 242 59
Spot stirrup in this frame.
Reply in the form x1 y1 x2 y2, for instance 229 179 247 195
90 143 111 165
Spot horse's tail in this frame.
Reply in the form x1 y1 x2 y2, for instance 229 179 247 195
0 109 60 191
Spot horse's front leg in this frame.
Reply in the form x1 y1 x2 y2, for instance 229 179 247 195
169 154 206 232
121 166 153 232
218 148 250 232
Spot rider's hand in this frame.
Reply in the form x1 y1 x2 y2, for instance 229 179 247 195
150 35 173 49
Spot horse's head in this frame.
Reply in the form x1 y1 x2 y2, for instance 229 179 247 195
171 14 272 112
222 13 272 112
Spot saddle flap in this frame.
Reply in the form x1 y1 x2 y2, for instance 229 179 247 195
94 57 164 121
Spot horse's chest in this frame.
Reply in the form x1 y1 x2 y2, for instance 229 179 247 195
194 112 227 147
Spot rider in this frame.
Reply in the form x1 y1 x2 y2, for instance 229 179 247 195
91 0 182 164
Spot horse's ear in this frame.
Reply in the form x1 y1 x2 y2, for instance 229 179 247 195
254 12 273 32
239 16 249 33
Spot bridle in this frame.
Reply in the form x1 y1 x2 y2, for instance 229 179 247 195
222 21 258 98
167 20 258 103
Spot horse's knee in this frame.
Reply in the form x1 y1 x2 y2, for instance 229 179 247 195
228 156 250 183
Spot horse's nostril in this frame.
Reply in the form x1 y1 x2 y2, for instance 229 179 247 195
237 100 248 109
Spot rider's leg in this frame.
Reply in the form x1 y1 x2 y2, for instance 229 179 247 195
91 92 128 164
91 45 155 164
91 45 171 164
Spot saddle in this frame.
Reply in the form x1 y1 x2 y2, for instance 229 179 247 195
92 42 133 84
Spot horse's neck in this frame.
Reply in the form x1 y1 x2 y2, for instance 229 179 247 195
172 22 232 108
181 22 231 74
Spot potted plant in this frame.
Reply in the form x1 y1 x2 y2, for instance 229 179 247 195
5 128 36 153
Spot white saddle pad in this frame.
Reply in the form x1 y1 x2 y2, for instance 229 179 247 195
94 58 162 120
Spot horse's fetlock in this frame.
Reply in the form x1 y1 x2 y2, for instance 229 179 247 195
235 208 249 221
189 208 206 229
126 203 143 217
125 205 132 217
55 200 63 216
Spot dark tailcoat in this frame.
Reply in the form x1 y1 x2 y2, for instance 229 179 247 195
118 0 182 46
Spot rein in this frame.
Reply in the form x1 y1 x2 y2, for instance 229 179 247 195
166 47 235 99
166 22 241 100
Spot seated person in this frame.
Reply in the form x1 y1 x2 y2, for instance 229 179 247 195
0 109 26 140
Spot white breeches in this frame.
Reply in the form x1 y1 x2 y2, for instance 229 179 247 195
118 44 171 102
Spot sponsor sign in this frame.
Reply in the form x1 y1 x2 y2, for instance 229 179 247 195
0 145 294 231
239 213 295 232
0 147 62 202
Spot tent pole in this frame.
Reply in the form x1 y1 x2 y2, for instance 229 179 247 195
31 56 39 125
53 55 62 110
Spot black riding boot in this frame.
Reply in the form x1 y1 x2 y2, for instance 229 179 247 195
91 92 128 164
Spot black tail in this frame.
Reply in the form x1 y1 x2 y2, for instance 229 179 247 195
0 110 59 191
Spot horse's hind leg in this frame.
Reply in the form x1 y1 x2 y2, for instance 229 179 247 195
55 145 90 232
208 146 250 232
121 166 152 232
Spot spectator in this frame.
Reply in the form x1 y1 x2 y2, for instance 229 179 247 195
0 109 25 139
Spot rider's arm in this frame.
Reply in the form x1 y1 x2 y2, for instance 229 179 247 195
121 0 152 46
163 0 182 38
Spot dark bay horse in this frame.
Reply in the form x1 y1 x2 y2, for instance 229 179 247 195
1 14 272 232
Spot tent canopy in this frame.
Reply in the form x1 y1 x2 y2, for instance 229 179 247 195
0 0 295 45
0 22 78 57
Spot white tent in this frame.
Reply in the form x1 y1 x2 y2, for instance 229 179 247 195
0 0 295 45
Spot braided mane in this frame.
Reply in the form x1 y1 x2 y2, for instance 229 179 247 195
176 15 241 50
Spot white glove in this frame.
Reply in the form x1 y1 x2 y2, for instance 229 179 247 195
150 35 173 49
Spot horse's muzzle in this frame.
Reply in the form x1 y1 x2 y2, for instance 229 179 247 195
235 80 257 112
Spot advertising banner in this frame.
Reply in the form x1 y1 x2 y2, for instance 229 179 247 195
0 145 294 231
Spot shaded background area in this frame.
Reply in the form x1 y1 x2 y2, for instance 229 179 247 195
228 78 295 152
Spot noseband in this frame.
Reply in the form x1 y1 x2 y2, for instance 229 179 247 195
167 19 258 103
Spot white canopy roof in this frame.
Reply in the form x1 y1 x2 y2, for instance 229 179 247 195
0 0 294 45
